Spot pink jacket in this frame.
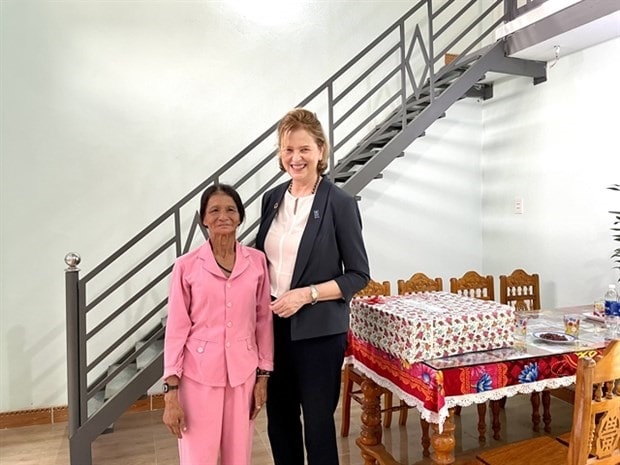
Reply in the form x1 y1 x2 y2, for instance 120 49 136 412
163 241 273 387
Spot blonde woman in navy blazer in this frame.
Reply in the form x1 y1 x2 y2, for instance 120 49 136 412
255 108 370 465
163 184 274 465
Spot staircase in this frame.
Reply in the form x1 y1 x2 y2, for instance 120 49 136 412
64 1 548 464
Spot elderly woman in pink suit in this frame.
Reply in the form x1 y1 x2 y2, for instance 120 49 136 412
162 184 274 465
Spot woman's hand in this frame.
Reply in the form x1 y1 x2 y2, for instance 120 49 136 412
163 394 186 438
250 377 268 420
270 288 310 318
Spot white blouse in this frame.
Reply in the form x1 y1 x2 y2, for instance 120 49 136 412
264 190 315 298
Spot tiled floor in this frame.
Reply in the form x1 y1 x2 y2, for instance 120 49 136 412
0 394 573 464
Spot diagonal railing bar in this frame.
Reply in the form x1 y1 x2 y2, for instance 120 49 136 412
86 300 166 378
334 67 401 129
234 149 279 189
81 212 175 285
332 92 401 154
238 171 287 209
456 17 508 63
86 265 173 341
432 0 458 19
433 0 477 39
333 43 401 107
433 0 503 64
85 238 175 312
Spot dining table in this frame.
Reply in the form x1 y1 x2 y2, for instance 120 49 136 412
345 292 610 465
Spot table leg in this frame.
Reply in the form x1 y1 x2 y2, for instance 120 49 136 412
356 379 404 465
356 378 384 465
430 408 456 465
530 391 541 432
542 390 551 433
477 402 487 442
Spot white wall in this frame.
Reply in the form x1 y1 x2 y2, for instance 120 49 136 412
361 99 485 286
482 37 620 308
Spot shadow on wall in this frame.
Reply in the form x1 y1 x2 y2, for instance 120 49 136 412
7 323 66 409
7 326 32 408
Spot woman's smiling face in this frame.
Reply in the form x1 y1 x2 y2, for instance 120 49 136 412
202 193 240 237
279 128 323 183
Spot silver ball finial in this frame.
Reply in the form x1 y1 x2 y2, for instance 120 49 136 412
64 252 81 269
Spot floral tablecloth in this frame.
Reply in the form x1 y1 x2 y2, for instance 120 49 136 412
345 331 605 428
350 292 515 365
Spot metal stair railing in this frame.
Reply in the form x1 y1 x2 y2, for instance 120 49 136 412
64 1 547 464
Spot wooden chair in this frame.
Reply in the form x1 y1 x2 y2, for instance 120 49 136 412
449 270 495 442
450 270 494 301
500 268 541 313
500 269 551 433
397 272 443 457
341 279 408 437
476 339 620 465
397 272 443 295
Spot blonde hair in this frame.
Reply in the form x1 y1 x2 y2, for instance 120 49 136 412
277 108 329 174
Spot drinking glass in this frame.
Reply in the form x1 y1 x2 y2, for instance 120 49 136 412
563 314 581 336
604 315 619 340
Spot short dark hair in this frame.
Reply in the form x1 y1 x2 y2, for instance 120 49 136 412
199 184 245 224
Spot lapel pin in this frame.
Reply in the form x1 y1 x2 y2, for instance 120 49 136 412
313 210 320 219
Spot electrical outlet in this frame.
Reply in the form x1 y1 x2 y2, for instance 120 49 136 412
514 197 524 215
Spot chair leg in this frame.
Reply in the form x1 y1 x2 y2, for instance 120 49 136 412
499 396 507 409
340 367 353 437
542 390 551 433
420 417 431 457
383 391 393 428
398 400 408 426
454 405 462 416
490 399 501 440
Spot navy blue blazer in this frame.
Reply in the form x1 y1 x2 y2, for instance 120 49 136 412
255 176 370 341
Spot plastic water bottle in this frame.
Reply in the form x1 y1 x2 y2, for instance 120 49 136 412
604 284 618 316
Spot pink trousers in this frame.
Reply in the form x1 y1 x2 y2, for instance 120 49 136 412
178 374 255 465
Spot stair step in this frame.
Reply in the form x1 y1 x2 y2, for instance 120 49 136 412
87 388 115 433
334 171 355 182
335 170 383 183
87 390 105 417
136 339 164 370
349 154 372 164
105 363 138 400
369 128 399 142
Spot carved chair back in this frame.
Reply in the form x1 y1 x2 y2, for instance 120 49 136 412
397 272 443 295
499 269 541 312
356 279 391 297
449 270 494 301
